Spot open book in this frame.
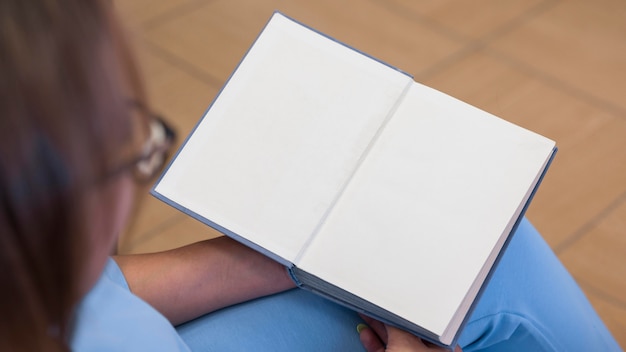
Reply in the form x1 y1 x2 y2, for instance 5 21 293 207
152 12 556 349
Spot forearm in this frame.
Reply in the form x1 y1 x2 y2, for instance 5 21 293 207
113 236 296 325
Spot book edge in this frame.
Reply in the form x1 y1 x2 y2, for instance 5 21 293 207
288 266 444 346
441 146 558 347
150 190 295 267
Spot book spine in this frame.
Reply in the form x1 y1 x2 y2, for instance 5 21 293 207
287 266 303 287
293 79 414 265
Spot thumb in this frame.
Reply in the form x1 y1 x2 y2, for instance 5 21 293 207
385 326 428 351
358 324 386 352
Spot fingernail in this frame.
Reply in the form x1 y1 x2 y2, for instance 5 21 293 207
356 323 368 334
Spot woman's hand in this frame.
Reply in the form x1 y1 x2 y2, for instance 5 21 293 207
358 315 462 352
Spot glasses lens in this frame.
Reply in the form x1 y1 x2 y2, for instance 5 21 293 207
134 115 176 182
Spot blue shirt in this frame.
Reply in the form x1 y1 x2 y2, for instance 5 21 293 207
68 219 621 351
71 258 190 351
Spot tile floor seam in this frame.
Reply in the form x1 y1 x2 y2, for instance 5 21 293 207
554 189 626 255
141 0 215 30
367 0 469 43
125 213 187 252
414 0 560 82
577 277 626 311
142 39 225 89
471 0 560 47
415 44 479 81
482 47 626 121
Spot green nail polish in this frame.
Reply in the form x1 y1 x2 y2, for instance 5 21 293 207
356 323 368 334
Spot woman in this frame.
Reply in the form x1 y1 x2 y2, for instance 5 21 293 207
0 1 619 351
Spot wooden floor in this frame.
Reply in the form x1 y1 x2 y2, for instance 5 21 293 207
115 0 625 347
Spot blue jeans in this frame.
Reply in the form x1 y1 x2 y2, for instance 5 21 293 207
176 218 620 351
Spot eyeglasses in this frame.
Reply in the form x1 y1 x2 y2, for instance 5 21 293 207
132 112 176 182
106 102 176 184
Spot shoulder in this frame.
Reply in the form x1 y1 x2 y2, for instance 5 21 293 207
71 258 190 352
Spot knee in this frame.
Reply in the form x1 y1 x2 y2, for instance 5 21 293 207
459 312 556 352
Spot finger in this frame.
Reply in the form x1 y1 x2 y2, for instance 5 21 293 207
358 314 388 343
358 323 386 352
422 340 463 351
385 325 430 350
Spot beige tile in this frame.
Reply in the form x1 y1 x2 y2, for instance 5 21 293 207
117 46 219 252
144 0 278 85
423 52 626 248
119 191 180 252
134 43 219 134
123 216 223 254
560 200 626 303
276 0 464 75
383 0 546 39
518 114 626 249
489 0 626 112
586 291 626 349
114 0 201 27
145 0 463 82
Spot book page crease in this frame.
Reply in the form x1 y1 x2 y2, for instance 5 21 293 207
293 79 414 264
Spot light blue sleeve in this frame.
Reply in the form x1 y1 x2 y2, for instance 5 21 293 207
176 218 621 352
71 258 190 352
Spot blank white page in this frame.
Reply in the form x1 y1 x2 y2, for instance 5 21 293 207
297 82 555 340
154 13 411 263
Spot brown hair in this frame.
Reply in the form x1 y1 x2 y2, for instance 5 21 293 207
0 1 144 350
